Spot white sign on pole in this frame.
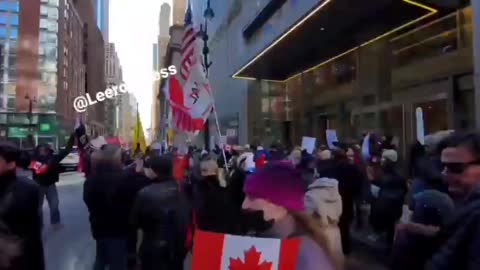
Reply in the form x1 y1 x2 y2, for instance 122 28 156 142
220 135 227 147
326 129 338 149
416 107 425 145
301 136 316 154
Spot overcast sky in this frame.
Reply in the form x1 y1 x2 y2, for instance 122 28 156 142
110 0 172 132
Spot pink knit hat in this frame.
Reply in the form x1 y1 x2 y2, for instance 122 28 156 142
243 162 306 211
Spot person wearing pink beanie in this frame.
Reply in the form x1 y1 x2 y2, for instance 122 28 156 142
242 162 339 270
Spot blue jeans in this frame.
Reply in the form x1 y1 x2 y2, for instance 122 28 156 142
39 184 60 225
94 238 128 270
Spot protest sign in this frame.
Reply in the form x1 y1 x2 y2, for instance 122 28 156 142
326 129 338 149
301 136 316 154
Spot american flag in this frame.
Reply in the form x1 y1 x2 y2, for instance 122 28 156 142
180 3 197 81
164 1 213 134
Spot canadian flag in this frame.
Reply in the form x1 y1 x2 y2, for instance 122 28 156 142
192 230 301 270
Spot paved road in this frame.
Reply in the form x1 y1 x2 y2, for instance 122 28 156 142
43 172 95 270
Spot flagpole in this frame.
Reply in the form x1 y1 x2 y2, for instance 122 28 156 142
198 1 228 173
136 102 139 142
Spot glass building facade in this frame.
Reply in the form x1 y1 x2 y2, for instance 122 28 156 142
38 0 59 113
0 0 19 113
247 5 474 158
0 0 60 148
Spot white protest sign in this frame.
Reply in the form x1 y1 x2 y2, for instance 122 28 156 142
301 136 316 154
416 107 425 145
326 129 338 149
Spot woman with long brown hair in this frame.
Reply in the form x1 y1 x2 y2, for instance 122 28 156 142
242 162 342 270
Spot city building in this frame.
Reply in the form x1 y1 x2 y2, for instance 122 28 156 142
150 43 160 141
204 0 471 157
172 0 186 26
94 0 108 43
57 0 87 145
0 0 91 148
74 0 106 137
104 43 122 136
153 2 171 142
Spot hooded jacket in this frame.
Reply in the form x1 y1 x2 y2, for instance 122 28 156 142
304 178 344 265
131 177 190 267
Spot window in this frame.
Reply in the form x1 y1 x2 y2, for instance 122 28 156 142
0 27 6 38
0 2 18 12
40 18 48 29
47 7 58 19
40 6 48 16
8 56 15 67
9 28 16 39
47 21 57 32
6 96 14 109
0 2 9 12
10 15 18 26
48 0 59 6
0 16 6 25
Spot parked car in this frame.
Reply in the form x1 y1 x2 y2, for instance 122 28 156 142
60 146 79 172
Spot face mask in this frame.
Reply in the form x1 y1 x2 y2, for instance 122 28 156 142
242 210 274 234
144 168 157 180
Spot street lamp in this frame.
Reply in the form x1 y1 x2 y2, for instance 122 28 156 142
198 0 214 149
25 94 36 148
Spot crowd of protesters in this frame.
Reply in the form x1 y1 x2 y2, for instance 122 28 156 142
0 125 479 270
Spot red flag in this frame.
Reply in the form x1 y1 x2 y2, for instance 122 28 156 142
192 230 301 270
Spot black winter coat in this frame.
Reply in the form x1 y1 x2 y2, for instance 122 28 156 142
131 179 190 269
83 167 132 239
0 174 44 270
370 168 407 229
193 176 236 234
426 188 480 270
317 160 365 223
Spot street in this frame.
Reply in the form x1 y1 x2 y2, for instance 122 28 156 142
43 172 95 270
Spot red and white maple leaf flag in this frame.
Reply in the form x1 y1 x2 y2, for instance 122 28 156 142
192 230 302 270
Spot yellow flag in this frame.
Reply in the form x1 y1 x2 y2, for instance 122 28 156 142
167 128 175 146
132 114 147 154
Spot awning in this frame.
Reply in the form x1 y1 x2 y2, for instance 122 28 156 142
233 0 439 81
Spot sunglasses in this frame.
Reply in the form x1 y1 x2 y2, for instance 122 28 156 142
441 161 480 174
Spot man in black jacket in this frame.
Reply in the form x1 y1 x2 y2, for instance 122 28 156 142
0 142 44 270
131 155 190 270
424 133 480 269
397 133 480 270
32 134 74 229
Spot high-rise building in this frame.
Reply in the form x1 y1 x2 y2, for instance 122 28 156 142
172 0 186 26
104 43 122 136
57 0 87 140
74 0 106 137
94 0 109 43
152 43 158 71
0 0 91 148
159 2 170 37
151 2 172 142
